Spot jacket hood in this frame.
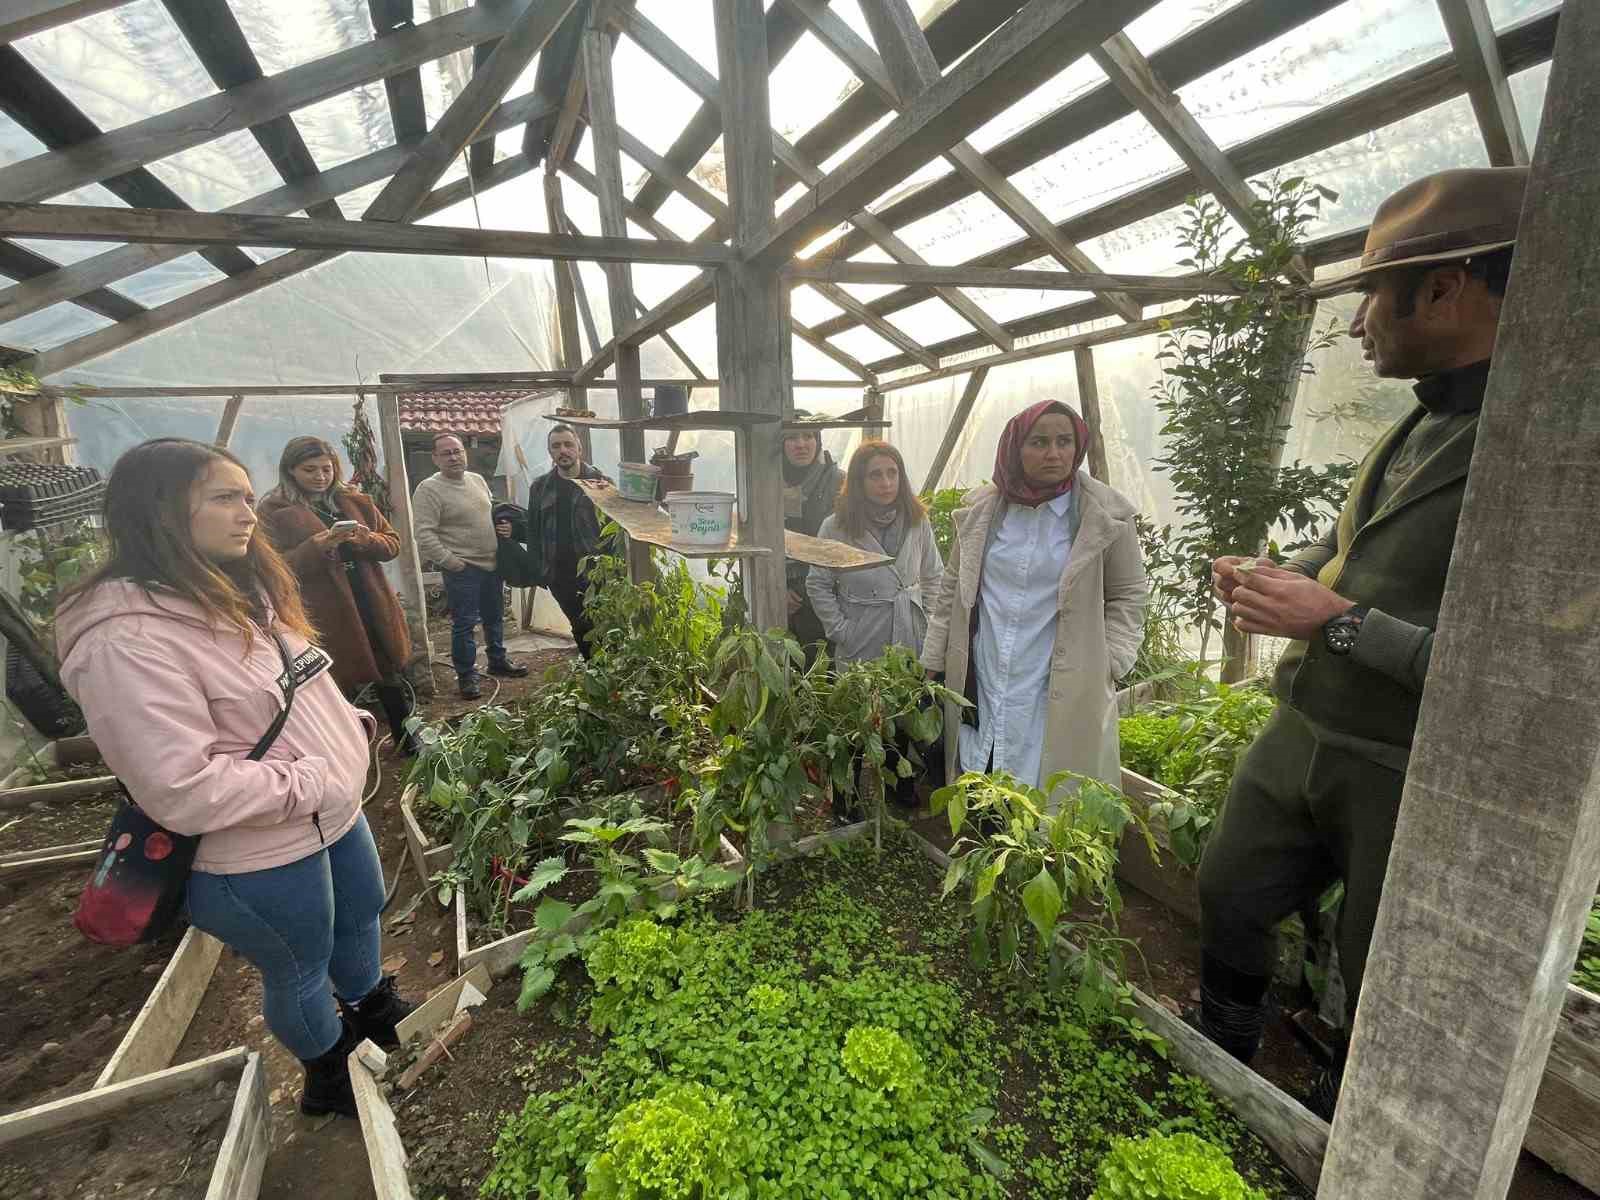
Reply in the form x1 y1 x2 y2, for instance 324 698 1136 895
56 578 241 666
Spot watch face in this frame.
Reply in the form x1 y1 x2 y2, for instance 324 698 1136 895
1325 618 1360 654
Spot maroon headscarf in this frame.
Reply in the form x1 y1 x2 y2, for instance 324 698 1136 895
992 399 1091 507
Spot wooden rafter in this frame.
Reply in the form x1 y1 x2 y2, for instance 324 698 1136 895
365 0 579 222
794 0 1143 322
613 5 1015 352
0 2 539 203
367 0 429 147
0 0 133 46
1436 0 1531 166
0 92 556 326
0 237 143 322
0 202 735 266
920 366 987 493
810 8 1561 362
752 0 1161 269
785 262 1244 295
1089 32 1310 281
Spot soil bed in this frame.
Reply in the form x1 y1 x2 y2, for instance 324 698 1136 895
0 792 119 856
0 866 181 1114
394 834 1311 1200
0 1073 236 1200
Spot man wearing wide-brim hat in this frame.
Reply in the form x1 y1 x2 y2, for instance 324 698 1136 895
1191 166 1528 1116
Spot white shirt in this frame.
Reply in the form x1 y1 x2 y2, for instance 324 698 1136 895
959 490 1076 788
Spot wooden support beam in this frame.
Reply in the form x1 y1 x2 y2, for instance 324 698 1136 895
876 312 1184 391
793 321 878 386
214 393 244 447
559 215 604 358
752 0 1159 269
0 0 134 45
920 367 987 493
614 5 1015 353
803 0 1142 322
0 237 144 322
714 0 790 632
1321 8 1600 1194
366 0 579 222
1089 32 1309 281
808 282 938 369
785 261 1242 296
368 0 429 146
376 390 435 692
0 202 735 266
0 91 556 325
1436 0 1530 166
1072 347 1109 485
0 1 540 203
542 173 583 371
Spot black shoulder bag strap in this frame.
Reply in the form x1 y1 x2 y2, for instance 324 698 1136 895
249 630 298 761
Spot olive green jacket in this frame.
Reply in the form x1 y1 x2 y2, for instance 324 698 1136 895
1272 403 1480 751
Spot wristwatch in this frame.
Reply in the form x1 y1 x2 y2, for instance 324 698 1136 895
1322 605 1369 656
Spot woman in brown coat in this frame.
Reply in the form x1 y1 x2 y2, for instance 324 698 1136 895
259 437 417 754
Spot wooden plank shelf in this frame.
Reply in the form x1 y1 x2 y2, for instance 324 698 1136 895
580 481 889 572
545 409 779 432
780 418 892 431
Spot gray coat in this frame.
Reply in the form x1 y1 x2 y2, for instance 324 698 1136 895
806 515 943 666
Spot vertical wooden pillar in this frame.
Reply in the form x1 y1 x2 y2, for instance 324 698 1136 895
582 19 650 581
11 393 73 465
543 173 591 462
1320 8 1600 1195
376 391 436 696
713 0 790 631
1072 346 1110 485
214 394 244 447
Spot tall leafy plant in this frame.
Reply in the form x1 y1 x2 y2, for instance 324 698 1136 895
1152 177 1355 666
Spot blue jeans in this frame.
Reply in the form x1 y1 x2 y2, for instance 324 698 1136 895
442 563 507 679
187 814 385 1060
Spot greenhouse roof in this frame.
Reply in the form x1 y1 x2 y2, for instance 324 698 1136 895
0 0 1563 395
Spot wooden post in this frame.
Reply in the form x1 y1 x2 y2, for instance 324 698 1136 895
1320 8 1600 1196
1072 346 1109 485
542 173 591 462
920 367 987 495
862 386 885 440
713 0 790 632
376 390 435 696
214 393 244 447
10 392 73 465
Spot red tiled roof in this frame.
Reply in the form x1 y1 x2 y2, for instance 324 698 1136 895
398 390 532 436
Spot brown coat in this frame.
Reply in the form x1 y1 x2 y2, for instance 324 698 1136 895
920 475 1147 790
258 490 411 690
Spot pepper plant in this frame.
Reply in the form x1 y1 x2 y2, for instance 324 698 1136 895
931 770 1151 1014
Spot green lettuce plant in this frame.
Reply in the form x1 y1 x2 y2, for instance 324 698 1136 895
584 1081 750 1200
842 1024 924 1093
1090 1131 1266 1200
586 917 697 1032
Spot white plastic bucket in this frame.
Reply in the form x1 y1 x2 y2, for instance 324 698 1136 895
616 461 661 503
664 491 737 547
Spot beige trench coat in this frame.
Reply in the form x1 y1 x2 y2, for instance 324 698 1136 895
920 475 1148 790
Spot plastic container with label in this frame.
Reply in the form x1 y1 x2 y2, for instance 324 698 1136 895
616 461 662 503
664 491 736 547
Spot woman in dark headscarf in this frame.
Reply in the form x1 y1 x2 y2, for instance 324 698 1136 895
781 415 845 657
921 400 1147 791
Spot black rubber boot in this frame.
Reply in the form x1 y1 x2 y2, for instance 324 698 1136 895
299 1019 362 1118
374 684 418 756
1301 1037 1348 1121
337 974 417 1050
1187 951 1272 1064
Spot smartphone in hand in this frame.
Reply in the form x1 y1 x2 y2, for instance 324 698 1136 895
330 520 360 532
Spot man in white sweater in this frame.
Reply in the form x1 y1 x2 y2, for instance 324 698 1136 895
412 433 527 698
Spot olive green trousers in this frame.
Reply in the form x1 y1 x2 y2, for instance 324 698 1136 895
1196 705 1406 1026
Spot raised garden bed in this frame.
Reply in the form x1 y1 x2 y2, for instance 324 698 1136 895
0 1045 268 1200
359 835 1316 1200
95 926 224 1088
0 733 116 804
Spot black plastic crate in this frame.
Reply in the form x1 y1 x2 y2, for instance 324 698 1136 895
0 462 104 532
4 641 85 738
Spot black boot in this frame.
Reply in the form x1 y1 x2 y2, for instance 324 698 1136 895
337 974 417 1050
1186 951 1272 1064
299 1019 362 1118
374 684 418 756
1301 1037 1348 1121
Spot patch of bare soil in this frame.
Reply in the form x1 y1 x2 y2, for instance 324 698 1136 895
0 792 121 856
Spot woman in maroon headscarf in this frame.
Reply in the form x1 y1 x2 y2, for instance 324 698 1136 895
921 400 1146 792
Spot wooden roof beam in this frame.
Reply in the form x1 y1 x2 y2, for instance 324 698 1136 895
0 91 556 326
614 5 1013 352
365 0 579 222
20 156 541 379
1089 32 1310 282
367 0 429 146
791 0 1143 322
0 1 134 46
0 237 144 322
1436 0 1530 166
785 261 1244 296
751 0 1160 270
0 1 543 203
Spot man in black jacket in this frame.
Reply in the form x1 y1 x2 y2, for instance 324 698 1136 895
782 415 844 660
496 424 609 658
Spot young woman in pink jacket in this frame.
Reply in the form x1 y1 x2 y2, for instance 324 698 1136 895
56 438 417 1119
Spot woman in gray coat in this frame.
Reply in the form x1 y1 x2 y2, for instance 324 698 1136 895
807 440 943 668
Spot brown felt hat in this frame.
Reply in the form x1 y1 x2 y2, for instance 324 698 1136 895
1308 166 1528 297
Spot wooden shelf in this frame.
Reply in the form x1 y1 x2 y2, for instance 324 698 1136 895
546 410 779 432
781 419 892 431
0 435 76 455
579 482 888 572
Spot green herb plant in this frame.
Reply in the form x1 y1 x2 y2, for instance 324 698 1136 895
1574 892 1600 994
1090 1131 1267 1200
919 485 974 560
584 1081 751 1200
931 770 1150 1014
